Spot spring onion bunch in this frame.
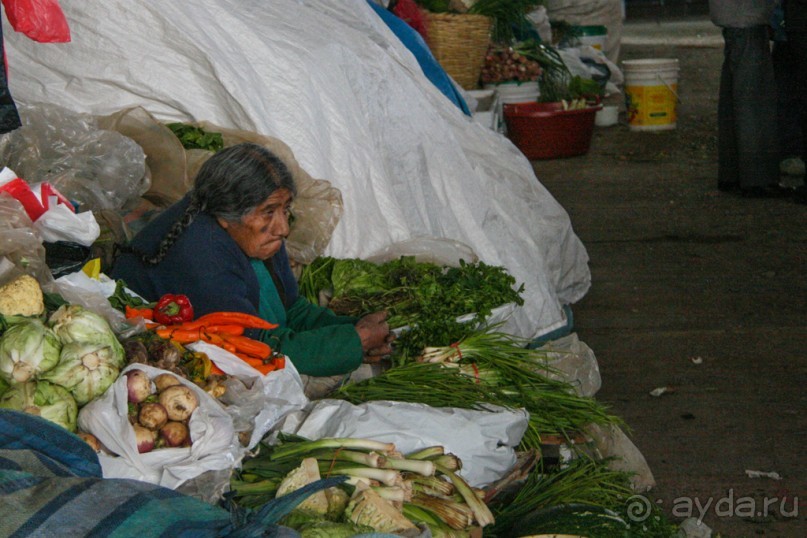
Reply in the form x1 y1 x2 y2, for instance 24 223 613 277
338 330 619 448
487 457 635 537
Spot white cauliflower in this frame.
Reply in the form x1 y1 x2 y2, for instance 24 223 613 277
0 275 45 317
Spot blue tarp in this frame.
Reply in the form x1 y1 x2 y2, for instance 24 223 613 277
367 1 472 116
0 410 362 538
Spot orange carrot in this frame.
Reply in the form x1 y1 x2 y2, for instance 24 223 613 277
210 363 226 376
193 312 278 330
273 356 286 370
203 324 245 336
126 305 154 320
200 332 225 345
220 334 272 359
156 328 201 343
234 353 277 375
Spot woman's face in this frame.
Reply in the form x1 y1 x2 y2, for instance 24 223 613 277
218 188 293 260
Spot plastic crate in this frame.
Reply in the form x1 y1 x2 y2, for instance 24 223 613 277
503 102 600 160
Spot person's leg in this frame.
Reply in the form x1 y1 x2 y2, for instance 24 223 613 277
772 40 804 161
786 29 807 202
717 29 740 190
727 26 780 190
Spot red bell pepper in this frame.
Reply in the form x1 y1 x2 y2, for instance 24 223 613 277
153 294 194 325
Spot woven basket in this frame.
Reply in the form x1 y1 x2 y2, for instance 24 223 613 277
425 12 492 90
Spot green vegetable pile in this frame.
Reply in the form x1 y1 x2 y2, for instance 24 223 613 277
166 122 225 152
0 305 125 432
299 256 524 361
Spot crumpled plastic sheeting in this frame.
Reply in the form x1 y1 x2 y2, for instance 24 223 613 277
3 0 591 339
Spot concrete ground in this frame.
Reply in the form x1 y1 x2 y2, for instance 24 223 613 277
533 14 807 538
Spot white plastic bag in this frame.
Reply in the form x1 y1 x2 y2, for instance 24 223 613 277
47 271 134 336
78 363 244 490
279 399 529 488
187 341 309 449
33 203 100 246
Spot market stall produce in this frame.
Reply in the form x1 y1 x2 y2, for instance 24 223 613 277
3 0 591 342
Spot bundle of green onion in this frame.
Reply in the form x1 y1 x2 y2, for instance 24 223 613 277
337 329 620 449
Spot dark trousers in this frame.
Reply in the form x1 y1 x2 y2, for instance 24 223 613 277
784 30 807 162
772 40 804 159
718 26 779 188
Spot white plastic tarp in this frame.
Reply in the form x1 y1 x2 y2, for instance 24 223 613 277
3 0 591 339
279 399 530 488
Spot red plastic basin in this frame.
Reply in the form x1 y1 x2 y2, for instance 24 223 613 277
503 101 600 160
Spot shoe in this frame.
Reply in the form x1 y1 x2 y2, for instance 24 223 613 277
740 184 794 198
717 181 740 193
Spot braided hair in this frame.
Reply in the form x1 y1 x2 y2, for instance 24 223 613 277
129 143 296 266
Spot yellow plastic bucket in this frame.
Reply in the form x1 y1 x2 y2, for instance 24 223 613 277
623 58 680 131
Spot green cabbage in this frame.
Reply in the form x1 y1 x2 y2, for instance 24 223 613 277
49 305 120 352
40 340 124 406
0 319 62 384
0 380 78 432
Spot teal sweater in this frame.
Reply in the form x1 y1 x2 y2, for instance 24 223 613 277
251 260 363 377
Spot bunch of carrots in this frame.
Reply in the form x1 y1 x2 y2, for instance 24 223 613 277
126 306 285 376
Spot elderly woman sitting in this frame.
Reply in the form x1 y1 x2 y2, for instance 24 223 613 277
113 142 392 377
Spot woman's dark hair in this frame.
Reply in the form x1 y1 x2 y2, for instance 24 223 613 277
132 143 296 265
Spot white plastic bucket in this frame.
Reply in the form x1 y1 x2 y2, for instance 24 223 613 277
576 25 607 51
484 81 540 133
622 58 680 131
485 81 540 105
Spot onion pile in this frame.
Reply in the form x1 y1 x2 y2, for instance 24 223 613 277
480 45 542 85
125 369 198 453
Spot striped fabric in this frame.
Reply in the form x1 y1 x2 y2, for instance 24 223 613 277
0 410 347 538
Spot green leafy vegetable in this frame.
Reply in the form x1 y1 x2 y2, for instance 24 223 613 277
40 340 123 405
0 380 78 432
0 319 62 384
166 123 224 152
49 305 119 347
107 279 151 311
299 256 524 361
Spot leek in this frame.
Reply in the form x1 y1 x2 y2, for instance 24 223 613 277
410 492 474 530
406 445 444 460
409 475 455 497
269 437 395 461
435 463 495 528
319 463 402 487
381 457 435 476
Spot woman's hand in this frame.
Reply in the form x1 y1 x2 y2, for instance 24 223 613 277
355 310 395 363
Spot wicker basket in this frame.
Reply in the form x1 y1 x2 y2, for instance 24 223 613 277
425 12 492 90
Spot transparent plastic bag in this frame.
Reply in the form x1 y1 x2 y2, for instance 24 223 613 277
365 236 479 267
535 332 602 397
0 103 149 211
96 108 344 264
0 193 54 288
97 106 189 208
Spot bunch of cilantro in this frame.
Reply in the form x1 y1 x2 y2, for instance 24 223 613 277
299 256 525 362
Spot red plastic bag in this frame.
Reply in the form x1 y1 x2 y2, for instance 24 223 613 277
1 0 71 43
